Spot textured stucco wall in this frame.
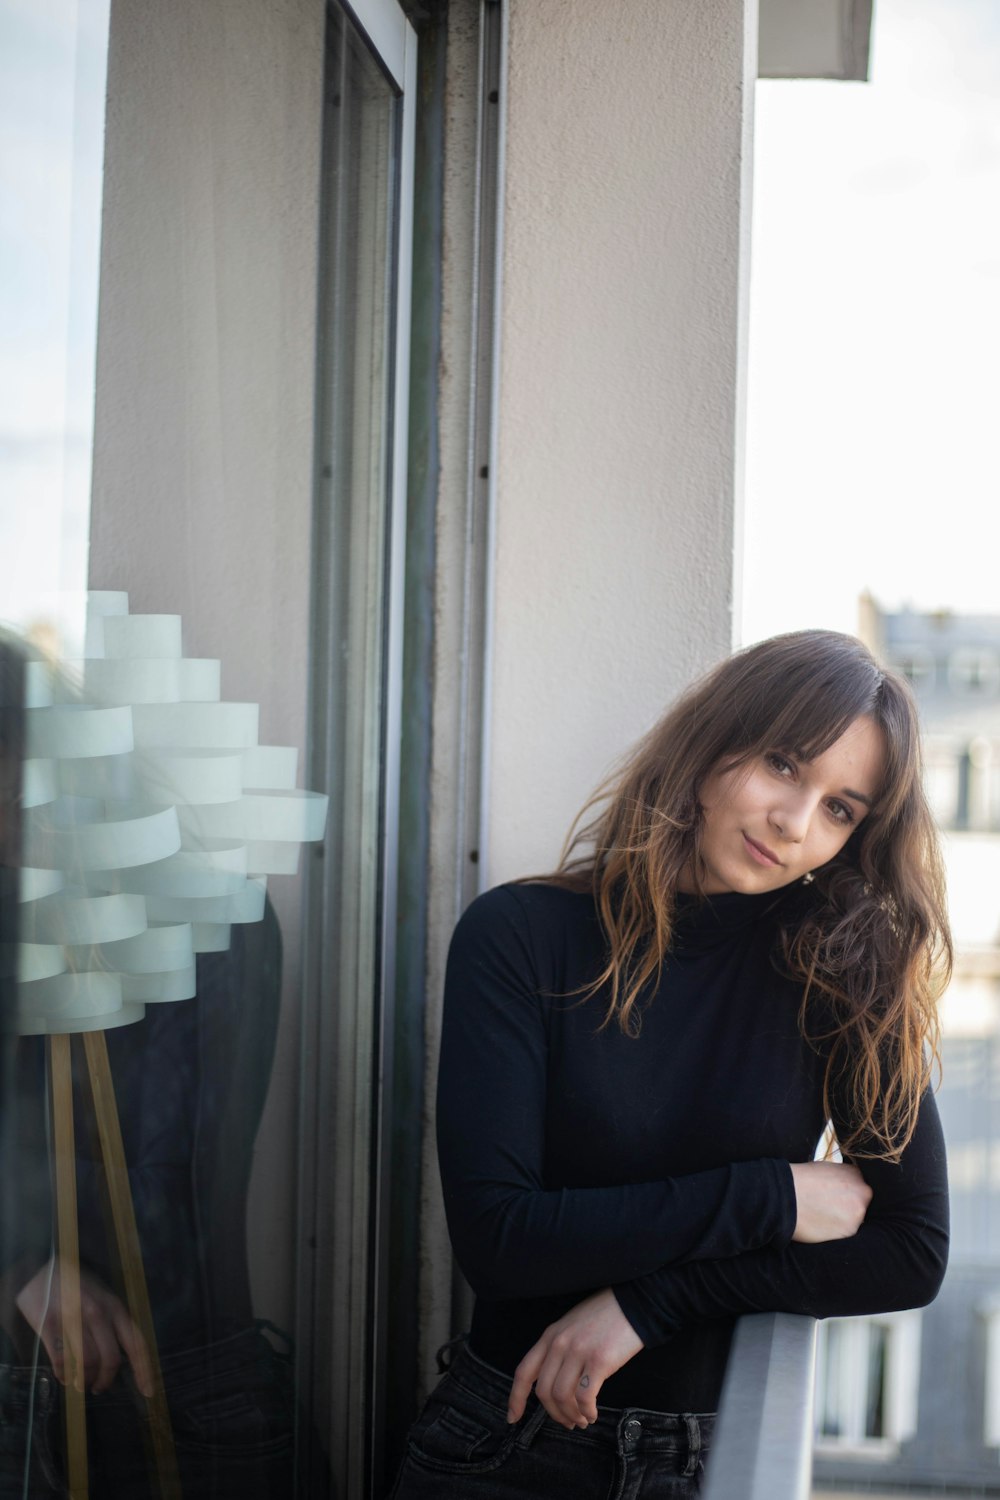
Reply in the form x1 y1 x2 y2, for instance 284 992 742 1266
485 0 757 884
89 0 325 1328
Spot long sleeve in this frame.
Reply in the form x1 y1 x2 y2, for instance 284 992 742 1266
614 1082 949 1347
437 886 797 1301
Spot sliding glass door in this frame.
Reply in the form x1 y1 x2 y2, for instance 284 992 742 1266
0 2 415 1496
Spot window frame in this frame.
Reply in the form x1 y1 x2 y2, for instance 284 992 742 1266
813 1310 922 1459
296 3 417 1495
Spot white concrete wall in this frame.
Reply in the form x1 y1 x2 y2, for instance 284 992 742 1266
89 0 325 1329
485 0 758 885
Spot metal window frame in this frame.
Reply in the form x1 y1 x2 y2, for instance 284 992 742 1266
343 0 413 89
297 2 416 1495
361 0 418 1488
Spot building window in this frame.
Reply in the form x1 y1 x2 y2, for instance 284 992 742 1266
949 650 1000 697
814 1312 921 1456
891 646 936 691
980 1296 1000 1447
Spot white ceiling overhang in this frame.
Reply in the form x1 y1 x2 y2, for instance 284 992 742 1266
758 0 873 81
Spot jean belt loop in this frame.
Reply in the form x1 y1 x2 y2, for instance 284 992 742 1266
682 1413 701 1478
513 1397 548 1452
434 1334 468 1375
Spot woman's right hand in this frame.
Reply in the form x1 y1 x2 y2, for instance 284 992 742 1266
16 1258 154 1396
789 1161 873 1243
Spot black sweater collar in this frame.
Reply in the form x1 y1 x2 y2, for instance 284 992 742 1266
670 887 790 953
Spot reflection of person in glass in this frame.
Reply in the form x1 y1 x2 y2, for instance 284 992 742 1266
0 635 332 1499
391 632 950 1499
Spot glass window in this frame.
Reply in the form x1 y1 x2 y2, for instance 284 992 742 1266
814 1312 921 1454
949 650 1000 697
0 3 414 1498
892 646 936 692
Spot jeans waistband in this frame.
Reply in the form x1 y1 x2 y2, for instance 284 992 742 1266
0 1322 288 1411
449 1342 714 1469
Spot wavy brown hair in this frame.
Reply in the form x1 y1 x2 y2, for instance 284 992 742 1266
546 630 951 1162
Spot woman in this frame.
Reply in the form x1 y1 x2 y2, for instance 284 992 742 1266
391 630 950 1498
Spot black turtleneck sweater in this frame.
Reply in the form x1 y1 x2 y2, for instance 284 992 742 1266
436 881 949 1411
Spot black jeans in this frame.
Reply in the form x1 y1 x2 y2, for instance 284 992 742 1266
0 1326 327 1499
389 1343 715 1500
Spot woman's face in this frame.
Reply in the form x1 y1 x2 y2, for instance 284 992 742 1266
682 714 885 896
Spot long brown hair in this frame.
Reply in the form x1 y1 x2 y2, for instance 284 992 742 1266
548 630 951 1162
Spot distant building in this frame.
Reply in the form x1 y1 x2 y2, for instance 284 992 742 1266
812 599 1000 1495
861 594 1000 832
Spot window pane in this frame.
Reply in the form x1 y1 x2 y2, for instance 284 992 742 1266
817 1323 846 1438
0 4 405 1497
864 1324 888 1439
299 7 401 1493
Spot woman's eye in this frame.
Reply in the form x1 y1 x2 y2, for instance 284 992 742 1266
828 800 854 826
766 753 794 776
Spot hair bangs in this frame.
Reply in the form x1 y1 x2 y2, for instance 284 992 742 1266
709 631 885 771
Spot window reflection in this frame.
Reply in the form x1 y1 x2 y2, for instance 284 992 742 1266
1 0 408 1487
1 605 331 1496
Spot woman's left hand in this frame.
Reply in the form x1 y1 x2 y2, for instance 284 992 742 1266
507 1288 644 1430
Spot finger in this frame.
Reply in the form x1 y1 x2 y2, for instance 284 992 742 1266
551 1358 591 1428
83 1302 123 1395
61 1311 89 1395
65 1334 87 1394
535 1345 583 1429
576 1367 600 1424
41 1312 84 1393
531 1348 565 1427
568 1365 600 1427
80 1327 102 1390
109 1301 154 1399
508 1342 546 1424
37 1313 66 1382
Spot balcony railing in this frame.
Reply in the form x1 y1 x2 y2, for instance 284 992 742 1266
702 1313 817 1500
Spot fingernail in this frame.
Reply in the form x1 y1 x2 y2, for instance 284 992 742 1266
507 1409 516 1424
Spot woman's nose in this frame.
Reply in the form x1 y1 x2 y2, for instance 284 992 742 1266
768 794 812 842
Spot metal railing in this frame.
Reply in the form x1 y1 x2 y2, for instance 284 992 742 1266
702 1313 817 1500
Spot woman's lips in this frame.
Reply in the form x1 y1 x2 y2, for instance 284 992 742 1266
743 833 782 868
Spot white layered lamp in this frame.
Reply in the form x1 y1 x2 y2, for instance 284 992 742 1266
14 592 328 1035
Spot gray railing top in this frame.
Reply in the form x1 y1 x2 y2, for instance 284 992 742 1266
702 1313 817 1500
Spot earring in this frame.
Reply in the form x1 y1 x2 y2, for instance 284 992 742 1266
802 871 815 886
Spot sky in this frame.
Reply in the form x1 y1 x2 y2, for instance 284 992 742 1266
742 0 1000 645
0 0 109 653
